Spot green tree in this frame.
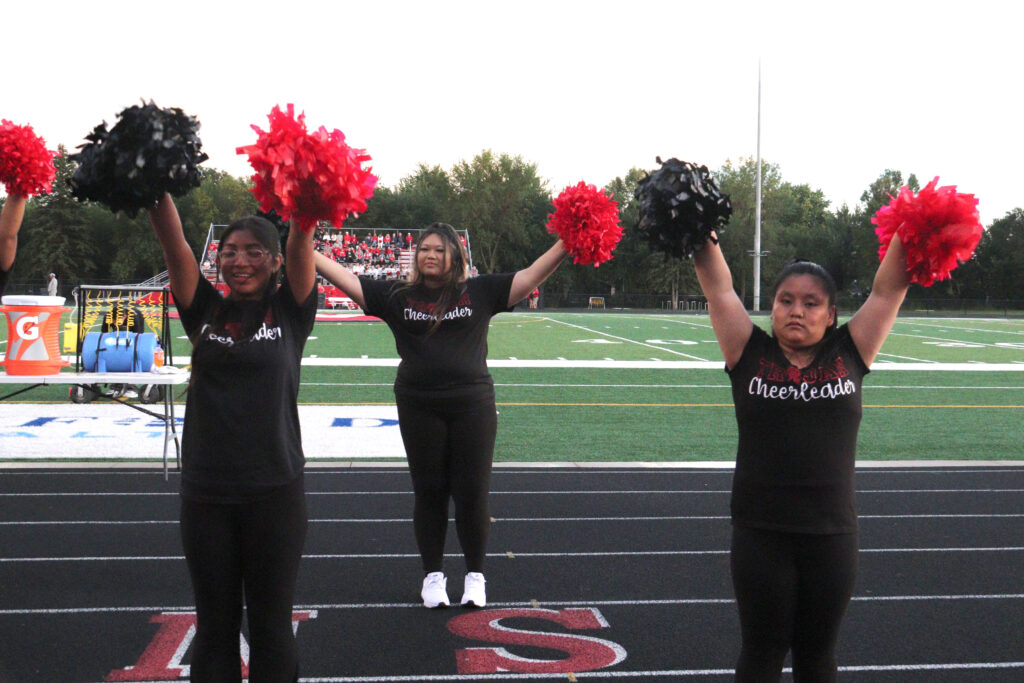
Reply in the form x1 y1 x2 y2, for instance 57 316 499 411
16 147 100 292
587 168 699 308
851 169 920 288
960 208 1024 306
449 150 552 274
347 164 457 232
715 157 831 308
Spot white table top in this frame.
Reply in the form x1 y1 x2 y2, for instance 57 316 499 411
0 370 190 385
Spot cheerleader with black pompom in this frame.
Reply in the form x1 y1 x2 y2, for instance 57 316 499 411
694 232 909 682
640 159 980 681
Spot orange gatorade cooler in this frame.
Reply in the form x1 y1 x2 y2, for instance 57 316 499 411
1 295 72 375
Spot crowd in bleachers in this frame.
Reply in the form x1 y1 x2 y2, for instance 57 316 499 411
199 227 473 308
314 229 411 280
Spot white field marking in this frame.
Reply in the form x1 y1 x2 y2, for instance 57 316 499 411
659 317 714 330
922 341 984 348
543 317 710 361
875 352 938 363
891 330 1024 350
293 357 1024 370
2 465 1022 475
4 512 1024 527
301 381 1022 390
867 385 1024 390
64 663 1024 682
898 320 1024 336
5 487 1024 498
869 361 1024 370
6 593 1024 616
74 663 1024 682
5 548 1024 562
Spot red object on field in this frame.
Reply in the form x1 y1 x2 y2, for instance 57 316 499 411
872 177 982 287
546 181 623 267
0 119 58 197
236 104 377 233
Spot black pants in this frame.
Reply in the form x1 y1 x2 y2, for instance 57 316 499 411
396 394 497 574
179 477 307 682
730 526 858 683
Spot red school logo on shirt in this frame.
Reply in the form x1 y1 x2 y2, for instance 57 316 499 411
756 356 850 385
403 291 474 323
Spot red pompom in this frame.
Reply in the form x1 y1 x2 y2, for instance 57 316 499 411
0 119 58 197
872 177 982 287
236 104 377 233
546 181 623 267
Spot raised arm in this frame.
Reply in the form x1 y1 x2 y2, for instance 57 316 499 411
508 240 568 307
147 193 200 309
285 220 316 305
848 235 910 367
0 194 27 272
314 251 365 310
693 236 753 369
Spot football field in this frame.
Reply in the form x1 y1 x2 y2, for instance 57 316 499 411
2 311 1022 463
299 311 1024 462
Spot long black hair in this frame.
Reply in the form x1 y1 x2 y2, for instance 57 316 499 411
771 259 839 336
393 222 469 335
203 215 282 344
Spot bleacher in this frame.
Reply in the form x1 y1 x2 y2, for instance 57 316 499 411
196 224 473 310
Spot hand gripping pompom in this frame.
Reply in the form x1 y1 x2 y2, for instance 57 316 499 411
634 157 731 259
872 177 982 287
0 120 58 197
236 104 377 233
546 181 623 266
67 101 208 215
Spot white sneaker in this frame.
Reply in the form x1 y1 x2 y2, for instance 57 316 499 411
461 572 486 607
421 572 449 608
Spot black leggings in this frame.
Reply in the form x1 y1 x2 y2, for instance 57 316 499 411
396 394 497 574
179 477 307 683
730 526 858 683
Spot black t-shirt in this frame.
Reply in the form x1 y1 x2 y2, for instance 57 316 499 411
727 324 869 534
176 275 317 501
0 265 9 297
361 274 515 399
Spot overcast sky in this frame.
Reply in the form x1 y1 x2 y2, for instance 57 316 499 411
4 0 1020 225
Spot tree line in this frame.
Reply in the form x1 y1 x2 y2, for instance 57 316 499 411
4 147 1022 311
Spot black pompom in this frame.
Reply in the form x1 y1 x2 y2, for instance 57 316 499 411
634 157 731 259
257 208 290 254
68 101 208 216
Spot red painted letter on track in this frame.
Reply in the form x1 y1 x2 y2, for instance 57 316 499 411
106 610 317 681
105 612 196 681
448 608 627 674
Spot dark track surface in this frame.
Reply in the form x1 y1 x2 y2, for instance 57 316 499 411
1 466 1022 681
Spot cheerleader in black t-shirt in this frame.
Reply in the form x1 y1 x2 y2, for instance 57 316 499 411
315 222 567 609
0 194 27 296
148 194 317 682
693 233 910 682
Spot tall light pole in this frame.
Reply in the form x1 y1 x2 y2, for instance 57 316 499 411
753 60 763 312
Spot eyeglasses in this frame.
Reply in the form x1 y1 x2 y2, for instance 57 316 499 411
220 247 270 263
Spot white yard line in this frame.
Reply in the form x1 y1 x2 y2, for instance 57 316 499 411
889 330 1024 350
542 317 710 361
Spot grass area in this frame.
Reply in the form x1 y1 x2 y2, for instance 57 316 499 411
3 311 1022 461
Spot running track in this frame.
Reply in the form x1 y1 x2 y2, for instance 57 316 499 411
0 466 1022 681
